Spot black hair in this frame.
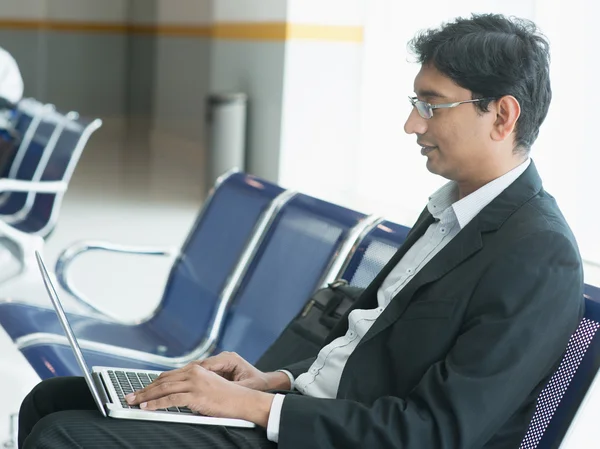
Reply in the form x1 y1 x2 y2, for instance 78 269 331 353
409 14 551 153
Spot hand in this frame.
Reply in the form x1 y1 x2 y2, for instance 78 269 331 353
196 351 291 391
125 363 274 427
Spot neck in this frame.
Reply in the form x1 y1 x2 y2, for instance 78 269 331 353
456 156 527 200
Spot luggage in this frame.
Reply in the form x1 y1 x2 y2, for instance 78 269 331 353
255 280 364 372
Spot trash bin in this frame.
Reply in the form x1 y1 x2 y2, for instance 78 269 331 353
205 92 248 193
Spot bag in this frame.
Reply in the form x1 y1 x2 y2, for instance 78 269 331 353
255 280 364 372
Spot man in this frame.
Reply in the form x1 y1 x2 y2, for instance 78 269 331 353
18 14 583 448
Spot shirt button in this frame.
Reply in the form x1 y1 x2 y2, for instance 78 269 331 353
378 307 384 313
348 331 355 338
406 268 413 274
310 368 317 374
440 227 446 234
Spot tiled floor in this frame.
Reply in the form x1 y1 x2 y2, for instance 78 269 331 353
0 134 201 445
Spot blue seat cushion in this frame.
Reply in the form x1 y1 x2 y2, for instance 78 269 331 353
0 302 188 356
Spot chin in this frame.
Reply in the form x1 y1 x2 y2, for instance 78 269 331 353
425 157 451 180
425 157 439 175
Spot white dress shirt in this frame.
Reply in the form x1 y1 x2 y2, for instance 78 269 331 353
266 159 531 442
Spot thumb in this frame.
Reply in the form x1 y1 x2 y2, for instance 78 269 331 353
197 360 235 379
199 361 226 372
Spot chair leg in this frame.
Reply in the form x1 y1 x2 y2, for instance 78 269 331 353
2 413 17 448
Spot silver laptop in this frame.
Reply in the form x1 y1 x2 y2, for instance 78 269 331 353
35 251 255 428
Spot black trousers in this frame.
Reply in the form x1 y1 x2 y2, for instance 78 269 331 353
18 377 277 449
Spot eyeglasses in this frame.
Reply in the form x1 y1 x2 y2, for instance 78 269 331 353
408 96 496 120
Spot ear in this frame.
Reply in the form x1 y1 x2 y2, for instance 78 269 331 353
490 95 521 142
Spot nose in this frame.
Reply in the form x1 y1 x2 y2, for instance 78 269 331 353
404 107 428 135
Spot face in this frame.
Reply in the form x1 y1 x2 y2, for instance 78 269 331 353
404 64 497 182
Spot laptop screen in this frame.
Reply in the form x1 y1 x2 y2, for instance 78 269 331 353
35 251 107 417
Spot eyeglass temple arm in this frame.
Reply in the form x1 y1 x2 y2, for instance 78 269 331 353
430 98 489 110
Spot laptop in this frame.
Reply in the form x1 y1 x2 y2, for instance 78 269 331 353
34 251 255 428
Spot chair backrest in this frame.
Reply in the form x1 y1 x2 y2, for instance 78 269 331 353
10 114 102 236
0 100 55 213
215 193 368 363
0 100 43 178
520 284 600 448
0 111 62 216
142 172 285 356
342 219 410 287
5 99 54 182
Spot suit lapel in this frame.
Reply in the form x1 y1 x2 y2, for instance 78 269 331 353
358 217 484 346
333 160 544 348
323 210 435 345
356 160 544 347
355 210 436 310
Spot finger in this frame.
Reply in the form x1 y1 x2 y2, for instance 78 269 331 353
198 353 235 371
142 392 191 411
126 376 190 405
155 366 187 381
198 353 240 379
199 362 230 377
143 371 189 392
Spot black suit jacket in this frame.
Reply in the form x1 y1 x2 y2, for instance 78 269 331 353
278 161 584 449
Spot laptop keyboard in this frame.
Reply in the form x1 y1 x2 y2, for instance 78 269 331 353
107 370 194 414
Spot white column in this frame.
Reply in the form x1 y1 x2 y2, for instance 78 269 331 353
278 0 366 206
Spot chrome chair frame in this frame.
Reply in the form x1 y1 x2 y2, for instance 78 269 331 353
14 211 382 369
14 190 300 365
0 113 102 293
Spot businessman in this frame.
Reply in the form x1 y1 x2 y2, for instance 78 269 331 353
18 14 584 449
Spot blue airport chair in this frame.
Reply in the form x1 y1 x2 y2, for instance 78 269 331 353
341 219 410 287
10 189 374 377
0 114 102 235
0 100 57 216
0 111 101 286
214 193 371 363
0 172 284 361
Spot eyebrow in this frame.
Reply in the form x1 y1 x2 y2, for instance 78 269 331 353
414 89 447 100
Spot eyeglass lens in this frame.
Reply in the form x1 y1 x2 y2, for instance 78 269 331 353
415 101 432 119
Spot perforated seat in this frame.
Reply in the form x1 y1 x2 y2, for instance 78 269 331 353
519 284 600 448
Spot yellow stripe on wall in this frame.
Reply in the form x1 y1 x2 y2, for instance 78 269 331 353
0 19 362 42
212 23 288 41
286 24 363 42
130 23 212 38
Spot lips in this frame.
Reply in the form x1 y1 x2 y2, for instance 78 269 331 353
420 145 438 156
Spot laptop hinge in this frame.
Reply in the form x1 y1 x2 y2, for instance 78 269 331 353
92 372 112 405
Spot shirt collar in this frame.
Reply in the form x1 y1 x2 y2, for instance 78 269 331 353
427 182 458 221
427 158 531 229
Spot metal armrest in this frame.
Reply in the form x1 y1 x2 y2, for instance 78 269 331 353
55 240 179 322
0 179 67 194
16 332 186 369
